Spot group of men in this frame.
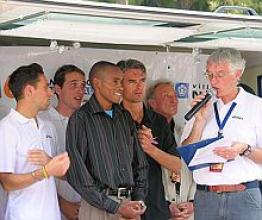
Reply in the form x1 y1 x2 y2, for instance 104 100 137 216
0 47 262 220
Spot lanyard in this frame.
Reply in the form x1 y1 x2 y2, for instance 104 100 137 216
214 101 237 137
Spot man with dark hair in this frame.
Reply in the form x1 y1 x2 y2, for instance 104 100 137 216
66 61 148 220
117 59 181 220
0 63 70 220
40 64 86 220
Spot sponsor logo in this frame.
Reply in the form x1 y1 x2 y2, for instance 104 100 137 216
175 82 189 99
232 116 243 120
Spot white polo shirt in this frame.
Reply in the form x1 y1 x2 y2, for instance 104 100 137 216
181 88 262 185
0 109 61 220
40 107 81 220
0 103 10 220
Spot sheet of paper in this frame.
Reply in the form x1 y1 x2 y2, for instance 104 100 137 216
188 139 232 167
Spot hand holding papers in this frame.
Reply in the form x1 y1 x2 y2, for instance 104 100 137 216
177 136 224 170
188 139 231 167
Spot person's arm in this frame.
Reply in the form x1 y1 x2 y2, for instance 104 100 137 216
0 153 69 192
182 94 211 145
182 118 206 145
58 195 80 220
131 123 149 202
138 124 181 172
66 112 120 214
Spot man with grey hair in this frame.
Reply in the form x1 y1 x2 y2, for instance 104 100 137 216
182 48 262 220
147 80 195 220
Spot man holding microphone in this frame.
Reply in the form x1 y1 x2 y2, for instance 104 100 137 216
182 48 262 220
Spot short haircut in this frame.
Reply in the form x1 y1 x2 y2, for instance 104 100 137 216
146 80 174 104
88 61 117 87
54 64 85 87
9 63 44 101
117 59 146 74
207 48 246 74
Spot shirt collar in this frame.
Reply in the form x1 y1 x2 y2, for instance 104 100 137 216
142 105 154 124
87 94 124 117
10 108 34 124
216 87 246 107
48 107 68 121
10 108 45 129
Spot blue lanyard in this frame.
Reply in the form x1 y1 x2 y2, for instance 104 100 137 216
214 101 237 137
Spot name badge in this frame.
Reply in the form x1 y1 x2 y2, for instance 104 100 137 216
209 163 224 172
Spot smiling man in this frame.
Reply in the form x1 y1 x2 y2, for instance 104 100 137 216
66 61 148 220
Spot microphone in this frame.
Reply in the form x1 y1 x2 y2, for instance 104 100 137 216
184 91 213 121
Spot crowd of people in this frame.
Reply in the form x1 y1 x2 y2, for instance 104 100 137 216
0 48 261 220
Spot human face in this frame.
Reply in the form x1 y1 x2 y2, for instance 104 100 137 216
56 72 86 112
150 84 178 120
122 68 146 103
206 61 241 103
95 66 123 109
33 74 53 111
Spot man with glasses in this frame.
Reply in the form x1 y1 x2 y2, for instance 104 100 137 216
182 48 262 220
40 65 86 220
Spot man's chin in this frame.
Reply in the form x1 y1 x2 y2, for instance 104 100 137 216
112 97 122 104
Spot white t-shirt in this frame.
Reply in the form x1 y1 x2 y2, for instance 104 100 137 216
0 103 10 220
181 88 262 185
40 107 81 220
0 109 61 220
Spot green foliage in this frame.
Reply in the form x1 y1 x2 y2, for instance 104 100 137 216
89 0 262 15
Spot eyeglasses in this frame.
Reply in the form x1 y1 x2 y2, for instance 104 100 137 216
204 71 232 80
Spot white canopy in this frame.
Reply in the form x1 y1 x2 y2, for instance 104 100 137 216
1 0 262 51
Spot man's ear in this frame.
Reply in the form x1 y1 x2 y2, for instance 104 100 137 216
235 69 243 81
148 99 156 109
92 77 101 90
23 84 35 98
55 84 62 96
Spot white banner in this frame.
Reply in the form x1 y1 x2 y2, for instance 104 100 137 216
0 46 209 136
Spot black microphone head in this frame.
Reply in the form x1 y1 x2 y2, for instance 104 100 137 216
184 91 213 121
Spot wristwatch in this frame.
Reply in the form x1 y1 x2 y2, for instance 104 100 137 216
240 145 252 157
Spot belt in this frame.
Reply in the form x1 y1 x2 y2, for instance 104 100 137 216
105 187 132 199
197 180 259 193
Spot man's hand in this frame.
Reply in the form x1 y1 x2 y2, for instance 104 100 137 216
137 125 156 154
117 200 146 219
170 202 194 220
191 93 211 122
27 149 51 166
45 152 70 177
213 142 247 160
59 196 80 220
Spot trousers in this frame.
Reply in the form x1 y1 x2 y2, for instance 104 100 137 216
194 188 262 220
